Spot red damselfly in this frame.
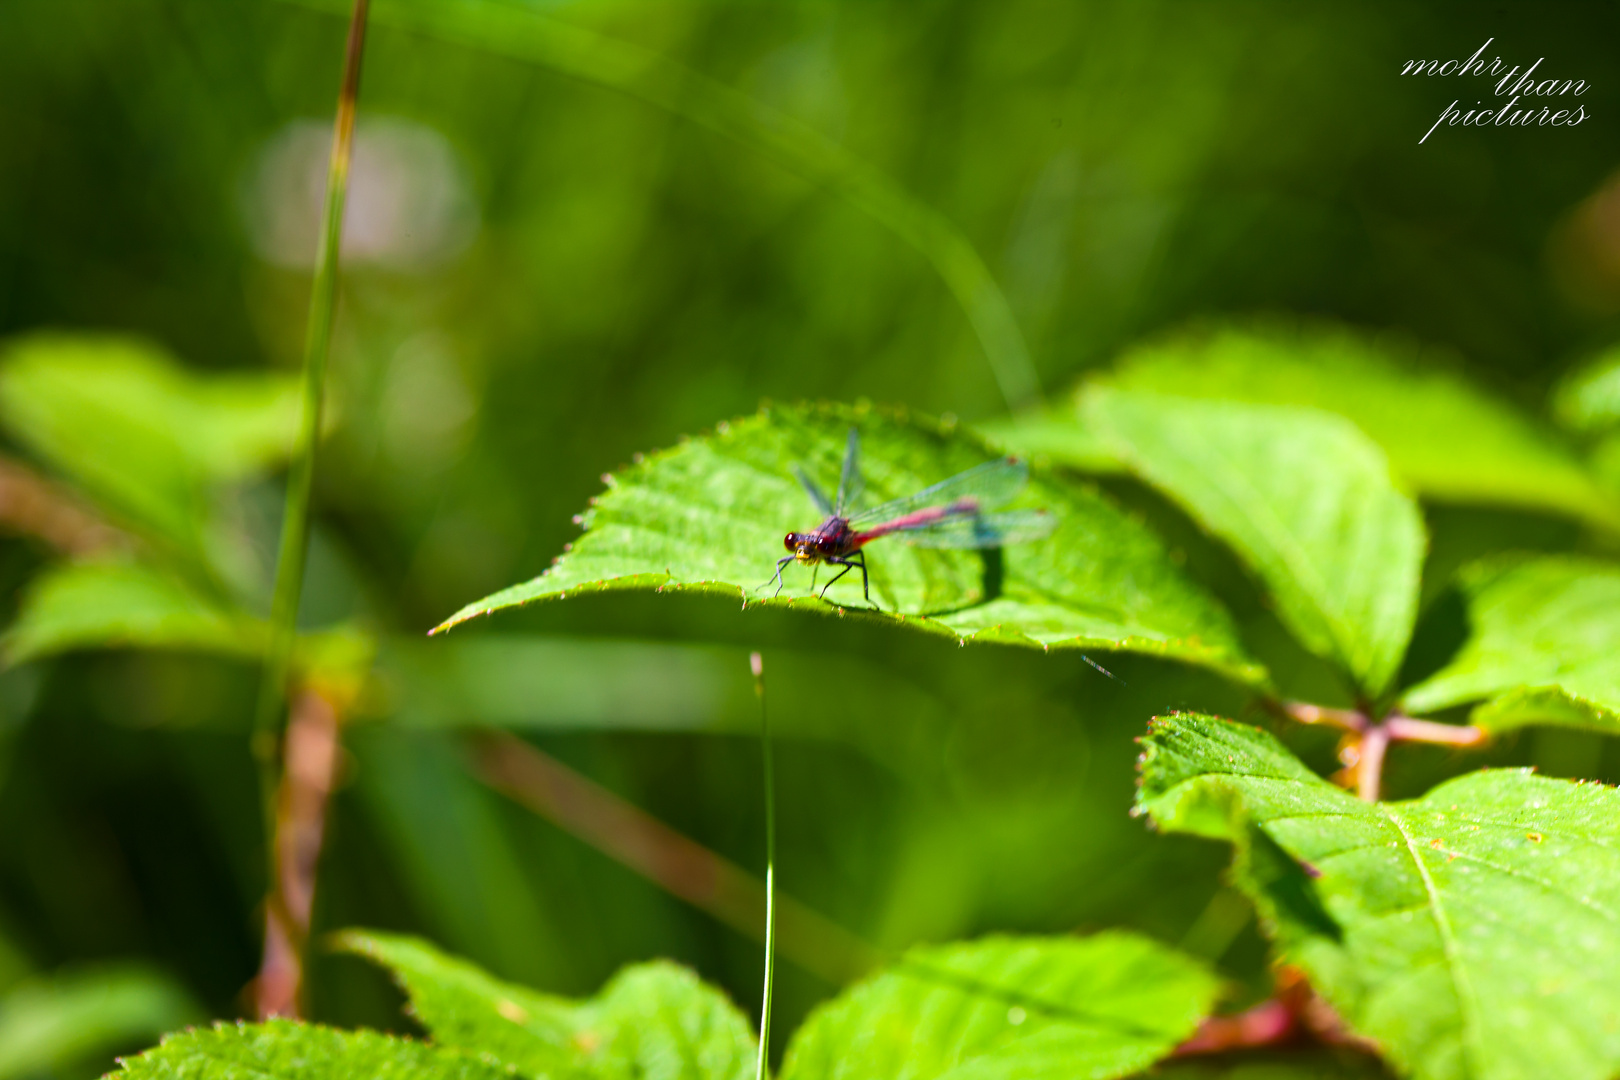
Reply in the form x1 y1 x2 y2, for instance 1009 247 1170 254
765 429 1057 606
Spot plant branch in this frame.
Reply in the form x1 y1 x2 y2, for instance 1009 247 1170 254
1279 700 1486 802
469 730 877 985
256 684 345 1018
0 452 127 556
250 0 369 1018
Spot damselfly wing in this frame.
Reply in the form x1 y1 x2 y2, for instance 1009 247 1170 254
767 429 1057 605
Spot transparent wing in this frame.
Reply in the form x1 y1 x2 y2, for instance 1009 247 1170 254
847 456 1029 527
835 428 863 517
871 509 1057 549
791 464 834 516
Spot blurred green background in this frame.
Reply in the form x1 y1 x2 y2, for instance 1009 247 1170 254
2 0 1620 1074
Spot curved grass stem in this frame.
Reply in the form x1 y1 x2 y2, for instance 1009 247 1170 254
751 651 776 1080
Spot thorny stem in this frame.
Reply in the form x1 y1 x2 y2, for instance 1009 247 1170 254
752 652 777 1080
1281 701 1486 802
251 0 369 1019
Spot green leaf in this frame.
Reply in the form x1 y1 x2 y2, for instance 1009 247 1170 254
1101 323 1616 529
1137 713 1620 1080
112 1019 513 1080
338 930 756 1080
0 965 198 1080
432 404 1260 683
1553 343 1620 435
1400 556 1620 734
4 560 263 666
1085 388 1424 696
779 933 1217 1080
0 332 300 552
973 410 1122 474
4 559 372 688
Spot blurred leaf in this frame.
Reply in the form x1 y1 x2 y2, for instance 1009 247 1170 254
1137 713 1620 1080
0 965 199 1080
4 560 262 666
433 404 1261 683
1400 556 1620 734
112 1018 512 1080
4 559 373 692
1085 389 1423 697
779 933 1217 1080
0 332 299 556
339 930 755 1080
285 0 1041 411
1553 343 1620 435
1099 324 1616 529
975 410 1121 473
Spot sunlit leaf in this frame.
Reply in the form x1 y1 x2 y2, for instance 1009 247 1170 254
779 933 1217 1080
0 332 300 552
4 560 262 666
1102 323 1615 528
432 404 1261 683
1085 388 1423 696
1137 713 1620 1080
974 409 1121 473
1400 556 1620 734
339 931 755 1080
112 1019 512 1080
0 965 198 1080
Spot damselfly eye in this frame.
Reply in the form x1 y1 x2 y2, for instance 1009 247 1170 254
783 534 796 552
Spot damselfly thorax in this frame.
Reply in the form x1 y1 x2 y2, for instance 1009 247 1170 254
765 430 1055 607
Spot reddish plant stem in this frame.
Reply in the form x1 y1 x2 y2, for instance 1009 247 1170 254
1176 967 1380 1057
1354 724 1391 803
0 453 126 555
256 686 344 1019
1282 701 1485 802
470 732 878 984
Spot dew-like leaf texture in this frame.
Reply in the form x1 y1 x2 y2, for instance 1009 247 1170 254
1102 323 1616 529
1085 388 1423 696
110 1019 515 1080
1137 713 1620 1080
4 561 262 666
0 965 198 1080
1400 556 1620 734
779 933 1217 1080
0 333 300 552
433 404 1260 683
338 931 756 1080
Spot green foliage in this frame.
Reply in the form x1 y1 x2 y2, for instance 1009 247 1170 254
339 931 757 1080
4 560 260 666
0 965 198 1080
1553 344 1620 435
1138 713 1620 1080
1401 557 1620 734
112 1019 514 1080
0 333 300 562
434 404 1260 682
1096 325 1615 528
340 930 1211 1080
780 933 1217 1080
1085 388 1423 697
